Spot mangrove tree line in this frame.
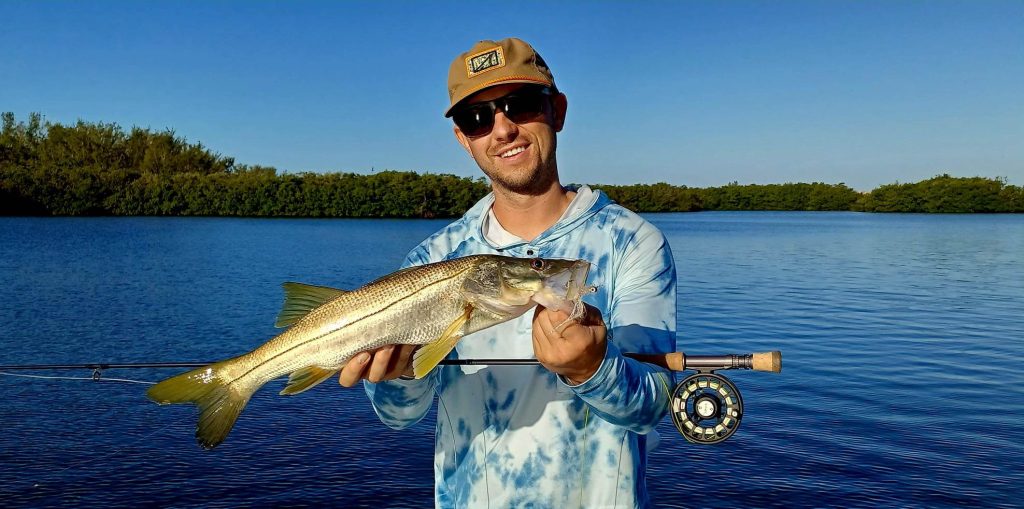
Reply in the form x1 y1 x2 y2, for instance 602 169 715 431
2 113 1021 216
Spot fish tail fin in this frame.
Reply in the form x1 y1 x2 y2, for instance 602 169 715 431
146 362 252 450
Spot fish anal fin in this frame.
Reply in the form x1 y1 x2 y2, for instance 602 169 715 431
412 305 473 379
276 282 348 328
279 365 339 395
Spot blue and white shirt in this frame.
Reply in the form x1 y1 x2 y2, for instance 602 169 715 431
365 185 677 508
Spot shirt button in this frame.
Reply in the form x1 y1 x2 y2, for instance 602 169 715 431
526 249 534 256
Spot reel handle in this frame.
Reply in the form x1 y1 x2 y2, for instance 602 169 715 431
623 351 782 373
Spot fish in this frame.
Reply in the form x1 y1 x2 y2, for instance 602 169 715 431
146 255 592 449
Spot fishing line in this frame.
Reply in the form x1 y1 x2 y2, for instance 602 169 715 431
38 421 176 480
0 371 156 385
0 360 546 386
1 367 198 491
6 394 190 493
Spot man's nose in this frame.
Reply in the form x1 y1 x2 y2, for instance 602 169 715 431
491 110 519 141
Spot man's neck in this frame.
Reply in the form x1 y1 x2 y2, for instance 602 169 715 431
491 181 575 242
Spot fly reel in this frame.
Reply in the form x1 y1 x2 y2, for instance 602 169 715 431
623 350 779 444
670 372 743 444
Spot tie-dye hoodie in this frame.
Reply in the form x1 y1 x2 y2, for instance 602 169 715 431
364 185 677 508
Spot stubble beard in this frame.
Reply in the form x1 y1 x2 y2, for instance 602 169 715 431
483 164 557 197
480 140 559 197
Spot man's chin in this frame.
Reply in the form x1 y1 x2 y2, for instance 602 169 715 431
487 170 553 196
489 176 552 196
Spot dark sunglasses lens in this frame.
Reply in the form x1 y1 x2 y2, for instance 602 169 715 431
453 106 493 137
503 93 547 123
453 88 550 137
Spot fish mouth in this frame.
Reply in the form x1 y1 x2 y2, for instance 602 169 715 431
532 260 593 313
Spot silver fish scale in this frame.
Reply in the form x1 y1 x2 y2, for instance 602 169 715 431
228 256 493 386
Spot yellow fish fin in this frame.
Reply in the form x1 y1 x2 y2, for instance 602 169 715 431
412 305 473 379
275 282 348 328
279 365 339 395
146 360 251 450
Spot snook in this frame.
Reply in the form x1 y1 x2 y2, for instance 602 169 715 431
147 255 592 449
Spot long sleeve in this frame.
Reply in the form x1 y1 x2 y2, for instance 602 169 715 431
567 223 677 434
364 373 437 430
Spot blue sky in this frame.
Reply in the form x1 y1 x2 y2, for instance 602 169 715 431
2 1 1021 190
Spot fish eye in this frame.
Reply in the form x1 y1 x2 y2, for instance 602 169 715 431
530 258 545 271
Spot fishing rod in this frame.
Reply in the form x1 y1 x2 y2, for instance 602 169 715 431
0 350 781 444
0 352 781 372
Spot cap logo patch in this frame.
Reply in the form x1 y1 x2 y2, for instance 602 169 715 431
466 47 505 78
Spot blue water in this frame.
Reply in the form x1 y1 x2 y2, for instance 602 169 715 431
0 213 1021 508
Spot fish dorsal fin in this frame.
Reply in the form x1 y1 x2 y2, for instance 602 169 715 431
412 305 473 379
279 366 338 395
276 282 348 328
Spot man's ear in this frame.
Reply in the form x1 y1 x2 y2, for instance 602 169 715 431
552 92 568 133
453 125 472 155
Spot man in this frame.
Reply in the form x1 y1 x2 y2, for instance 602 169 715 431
340 38 677 508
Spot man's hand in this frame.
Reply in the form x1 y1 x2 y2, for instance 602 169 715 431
532 303 607 385
338 344 417 387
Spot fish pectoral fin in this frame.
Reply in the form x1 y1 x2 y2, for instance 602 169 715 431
280 365 339 395
275 282 348 328
412 305 473 379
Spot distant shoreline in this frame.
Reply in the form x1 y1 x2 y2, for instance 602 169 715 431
3 113 1022 216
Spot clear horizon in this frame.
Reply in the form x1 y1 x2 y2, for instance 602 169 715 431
2 1 1021 192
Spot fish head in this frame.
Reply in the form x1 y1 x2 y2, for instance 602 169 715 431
463 256 593 318
527 258 594 315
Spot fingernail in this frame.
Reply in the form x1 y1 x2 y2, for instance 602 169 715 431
357 353 370 364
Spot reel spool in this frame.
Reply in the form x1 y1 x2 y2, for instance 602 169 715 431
670 372 743 445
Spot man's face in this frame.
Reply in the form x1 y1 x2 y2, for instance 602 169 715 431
453 83 568 196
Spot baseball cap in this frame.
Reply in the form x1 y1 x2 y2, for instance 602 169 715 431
445 37 556 117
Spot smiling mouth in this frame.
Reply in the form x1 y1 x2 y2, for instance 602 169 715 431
499 146 526 158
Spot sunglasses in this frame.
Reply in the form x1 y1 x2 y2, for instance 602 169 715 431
451 86 553 138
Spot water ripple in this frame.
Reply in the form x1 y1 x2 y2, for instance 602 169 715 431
0 213 1022 508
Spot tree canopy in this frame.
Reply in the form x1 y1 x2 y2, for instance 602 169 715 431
2 113 1021 216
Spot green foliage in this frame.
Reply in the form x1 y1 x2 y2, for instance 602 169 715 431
595 181 860 213
596 183 702 212
695 182 860 211
1 113 1020 216
2 113 237 215
0 113 489 217
856 174 1023 213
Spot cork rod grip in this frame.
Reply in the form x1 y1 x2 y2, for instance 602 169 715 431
624 351 782 372
752 351 782 373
